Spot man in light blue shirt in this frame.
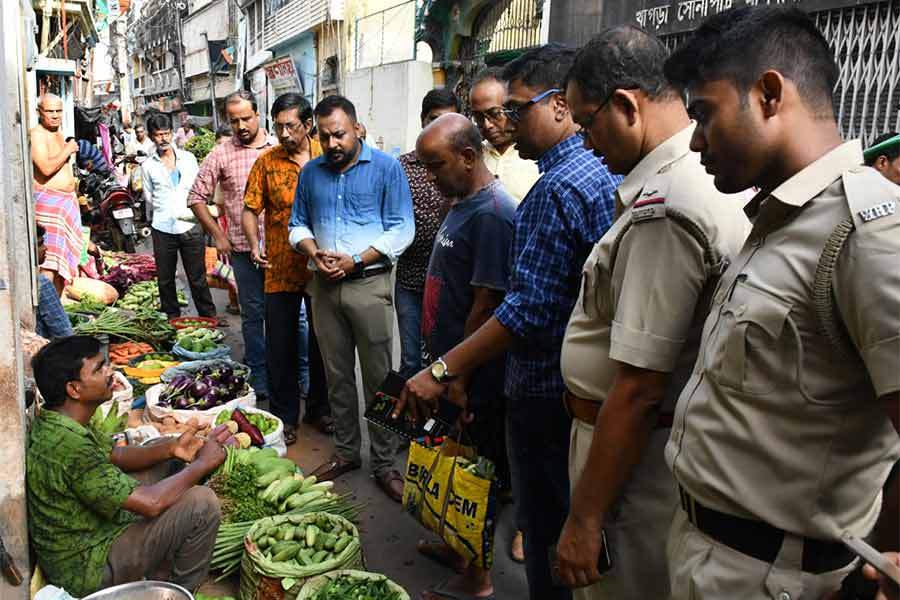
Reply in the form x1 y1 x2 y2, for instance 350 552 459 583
142 113 217 319
289 95 414 501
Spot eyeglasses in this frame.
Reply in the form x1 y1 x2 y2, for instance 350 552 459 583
575 87 639 141
470 107 506 127
502 88 561 123
274 121 305 134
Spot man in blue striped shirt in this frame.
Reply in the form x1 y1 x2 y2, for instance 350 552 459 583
400 44 621 600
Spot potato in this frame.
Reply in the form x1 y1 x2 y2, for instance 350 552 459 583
225 420 239 434
234 432 251 449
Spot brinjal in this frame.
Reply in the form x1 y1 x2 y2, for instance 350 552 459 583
219 365 233 379
176 396 190 409
190 381 209 399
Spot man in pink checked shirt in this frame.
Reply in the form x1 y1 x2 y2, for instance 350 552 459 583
188 90 275 400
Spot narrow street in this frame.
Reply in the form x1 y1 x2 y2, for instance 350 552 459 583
166 243 529 597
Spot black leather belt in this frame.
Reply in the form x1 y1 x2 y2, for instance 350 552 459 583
344 265 391 280
678 485 855 574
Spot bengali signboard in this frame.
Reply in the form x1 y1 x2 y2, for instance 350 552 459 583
264 56 304 97
600 0 878 37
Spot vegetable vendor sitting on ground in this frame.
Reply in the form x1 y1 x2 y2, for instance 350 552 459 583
27 335 232 597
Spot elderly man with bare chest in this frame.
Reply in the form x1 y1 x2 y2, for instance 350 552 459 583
31 94 82 296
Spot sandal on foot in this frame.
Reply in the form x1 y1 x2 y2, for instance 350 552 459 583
283 424 297 446
510 529 525 563
420 579 495 600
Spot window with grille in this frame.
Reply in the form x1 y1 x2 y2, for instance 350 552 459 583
661 0 900 145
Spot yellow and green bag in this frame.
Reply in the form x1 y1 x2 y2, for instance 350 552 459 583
402 439 498 569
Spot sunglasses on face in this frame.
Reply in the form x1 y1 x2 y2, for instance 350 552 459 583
502 88 561 123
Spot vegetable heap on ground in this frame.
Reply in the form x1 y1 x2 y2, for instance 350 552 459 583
312 574 404 600
216 408 278 437
73 306 176 346
209 448 362 578
118 280 187 311
176 327 225 353
158 363 249 410
109 341 155 365
101 253 157 295
63 293 108 316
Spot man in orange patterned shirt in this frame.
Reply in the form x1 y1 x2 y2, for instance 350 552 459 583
243 93 330 444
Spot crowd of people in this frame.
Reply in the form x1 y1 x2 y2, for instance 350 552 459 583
24 5 900 600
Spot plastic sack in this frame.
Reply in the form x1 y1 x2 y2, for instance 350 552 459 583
403 439 499 569
240 513 364 600
211 405 287 457
297 570 409 600
145 383 256 426
171 342 230 361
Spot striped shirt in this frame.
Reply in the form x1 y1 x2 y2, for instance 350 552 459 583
186 133 275 252
494 134 621 401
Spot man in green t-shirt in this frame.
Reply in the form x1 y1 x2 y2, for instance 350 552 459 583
28 336 230 597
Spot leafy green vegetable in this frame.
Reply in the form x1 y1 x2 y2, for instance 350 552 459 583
184 128 215 162
312 574 403 600
64 293 107 315
209 461 269 523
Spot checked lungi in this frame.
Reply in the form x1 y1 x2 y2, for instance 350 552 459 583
34 182 83 284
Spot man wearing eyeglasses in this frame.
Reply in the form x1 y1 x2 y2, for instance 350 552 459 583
398 44 622 600
554 27 750 600
242 93 332 446
469 68 541 204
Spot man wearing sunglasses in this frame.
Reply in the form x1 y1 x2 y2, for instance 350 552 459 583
469 68 541 204
398 43 622 600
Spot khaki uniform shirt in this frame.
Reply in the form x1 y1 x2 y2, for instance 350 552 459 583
666 140 900 540
482 141 541 204
562 124 749 408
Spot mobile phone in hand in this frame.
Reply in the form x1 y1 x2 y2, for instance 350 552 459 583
841 532 900 586
548 529 613 588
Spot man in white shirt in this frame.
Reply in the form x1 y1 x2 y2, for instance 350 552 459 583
126 125 155 164
469 68 541 204
142 113 217 320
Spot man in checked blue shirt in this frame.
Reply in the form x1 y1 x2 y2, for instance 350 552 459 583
288 95 415 502
398 44 621 600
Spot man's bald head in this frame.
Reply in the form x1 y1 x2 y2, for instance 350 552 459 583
419 113 483 157
416 113 488 198
38 93 62 109
37 94 64 130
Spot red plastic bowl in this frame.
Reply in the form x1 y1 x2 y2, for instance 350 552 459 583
168 316 219 330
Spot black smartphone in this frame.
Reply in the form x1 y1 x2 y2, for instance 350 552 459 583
548 529 613 588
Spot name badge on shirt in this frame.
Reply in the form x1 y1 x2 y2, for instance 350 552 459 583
858 201 896 223
631 197 667 222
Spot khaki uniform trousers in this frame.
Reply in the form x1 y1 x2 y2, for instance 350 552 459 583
569 419 677 600
308 271 397 475
666 509 857 600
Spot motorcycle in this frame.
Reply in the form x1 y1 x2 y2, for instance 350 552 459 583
77 166 145 253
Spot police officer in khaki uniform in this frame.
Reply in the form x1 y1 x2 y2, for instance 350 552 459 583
554 27 750 598
661 7 900 599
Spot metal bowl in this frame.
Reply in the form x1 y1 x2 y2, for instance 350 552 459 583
81 581 193 600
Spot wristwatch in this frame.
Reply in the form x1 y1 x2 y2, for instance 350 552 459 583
352 254 364 274
429 357 457 384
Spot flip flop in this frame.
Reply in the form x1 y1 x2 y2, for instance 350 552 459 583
420 579 495 600
283 424 297 446
416 540 466 574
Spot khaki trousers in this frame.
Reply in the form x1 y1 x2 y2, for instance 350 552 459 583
308 271 397 475
100 462 221 593
667 508 856 600
568 419 677 600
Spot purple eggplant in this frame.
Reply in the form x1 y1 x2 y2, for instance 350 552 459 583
176 396 191 409
189 380 209 399
219 365 233 379
201 389 219 407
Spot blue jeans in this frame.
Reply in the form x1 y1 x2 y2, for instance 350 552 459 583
231 251 267 396
298 300 309 396
507 396 573 600
394 283 423 379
